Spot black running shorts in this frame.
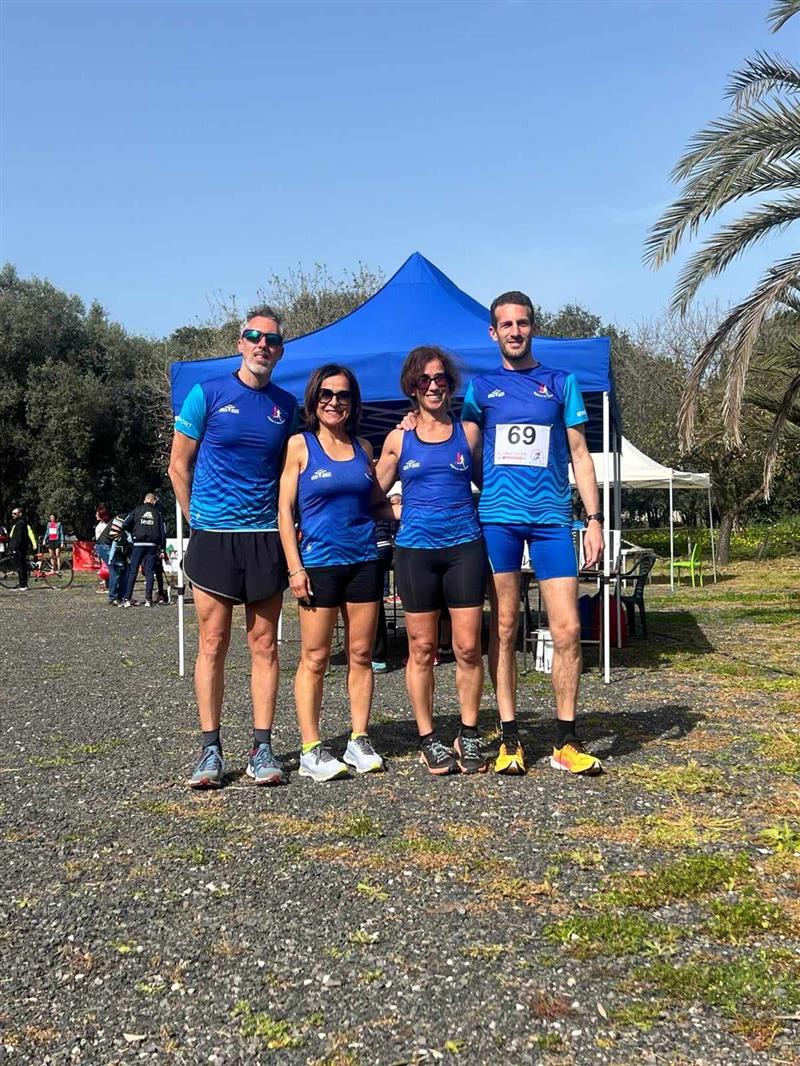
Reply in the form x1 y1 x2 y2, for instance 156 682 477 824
183 531 287 604
304 559 383 608
394 537 488 613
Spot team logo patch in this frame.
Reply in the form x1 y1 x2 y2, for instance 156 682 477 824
311 469 333 480
402 459 420 471
450 451 468 471
219 403 240 414
534 384 554 400
268 405 286 425
488 388 505 398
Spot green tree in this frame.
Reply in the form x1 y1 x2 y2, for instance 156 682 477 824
645 0 800 491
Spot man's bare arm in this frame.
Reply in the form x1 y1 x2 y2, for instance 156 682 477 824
567 425 604 569
168 432 200 521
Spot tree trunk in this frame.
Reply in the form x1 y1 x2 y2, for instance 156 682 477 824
718 511 734 564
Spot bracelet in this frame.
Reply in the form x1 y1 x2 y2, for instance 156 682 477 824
288 567 306 578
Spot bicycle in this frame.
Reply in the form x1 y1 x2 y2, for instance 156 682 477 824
0 548 74 590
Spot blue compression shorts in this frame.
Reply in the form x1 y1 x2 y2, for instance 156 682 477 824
482 524 577 579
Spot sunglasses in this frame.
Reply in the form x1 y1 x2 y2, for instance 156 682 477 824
415 372 450 391
241 328 284 346
318 388 352 405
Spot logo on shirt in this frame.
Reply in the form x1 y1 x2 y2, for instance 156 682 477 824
575 408 587 418
534 384 554 400
450 452 468 471
488 388 505 398
268 405 285 425
219 403 240 414
402 459 420 471
311 468 333 481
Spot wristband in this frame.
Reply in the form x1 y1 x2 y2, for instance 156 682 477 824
288 567 306 578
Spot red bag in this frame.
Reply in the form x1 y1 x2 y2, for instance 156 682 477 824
98 561 109 581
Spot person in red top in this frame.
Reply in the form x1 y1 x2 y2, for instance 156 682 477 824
43 513 65 573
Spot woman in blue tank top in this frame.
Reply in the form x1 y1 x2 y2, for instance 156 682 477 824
279 364 394 783
377 346 488 776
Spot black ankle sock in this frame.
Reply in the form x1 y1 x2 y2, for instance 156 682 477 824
202 729 221 750
253 728 272 747
419 731 436 747
556 719 577 747
500 720 519 742
460 724 479 738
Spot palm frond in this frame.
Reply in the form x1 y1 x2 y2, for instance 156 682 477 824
725 51 800 108
670 196 800 313
762 366 800 496
768 0 800 32
678 253 800 447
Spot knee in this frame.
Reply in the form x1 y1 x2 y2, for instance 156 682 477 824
409 635 436 668
302 647 329 677
550 619 581 653
199 629 230 661
495 615 518 648
347 641 372 669
248 631 277 664
453 640 482 668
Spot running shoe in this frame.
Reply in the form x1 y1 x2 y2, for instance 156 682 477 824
188 744 225 789
298 744 349 783
494 735 526 775
122 599 133 608
550 738 602 776
246 741 286 786
419 737 457 776
143 600 152 608
344 735 385 774
453 732 488 775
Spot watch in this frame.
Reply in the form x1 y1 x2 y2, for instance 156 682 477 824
586 512 604 524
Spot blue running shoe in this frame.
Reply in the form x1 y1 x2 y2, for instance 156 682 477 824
246 741 286 786
188 744 225 789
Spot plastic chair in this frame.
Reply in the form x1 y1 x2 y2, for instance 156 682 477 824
670 542 704 588
620 553 657 637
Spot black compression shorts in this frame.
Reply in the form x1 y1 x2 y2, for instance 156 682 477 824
304 559 383 609
184 531 287 604
394 537 488 613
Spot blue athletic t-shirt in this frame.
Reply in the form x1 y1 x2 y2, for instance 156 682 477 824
461 365 587 526
395 421 481 550
175 373 299 531
297 432 379 567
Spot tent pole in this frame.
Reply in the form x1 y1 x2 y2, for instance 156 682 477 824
613 423 622 649
603 392 611 683
669 476 675 592
707 484 717 582
176 501 185 678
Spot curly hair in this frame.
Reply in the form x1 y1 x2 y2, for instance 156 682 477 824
399 346 460 405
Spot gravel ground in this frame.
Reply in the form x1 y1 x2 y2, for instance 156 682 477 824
1 578 798 1065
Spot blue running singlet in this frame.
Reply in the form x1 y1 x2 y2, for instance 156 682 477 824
395 421 481 550
461 365 587 527
175 373 299 531
298 432 379 567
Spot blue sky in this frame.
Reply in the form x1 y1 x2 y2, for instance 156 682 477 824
1 0 794 338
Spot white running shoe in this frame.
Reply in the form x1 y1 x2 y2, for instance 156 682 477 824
298 744 349 783
344 735 385 774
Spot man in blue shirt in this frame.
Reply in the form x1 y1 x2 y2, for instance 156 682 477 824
169 306 298 789
461 292 605 776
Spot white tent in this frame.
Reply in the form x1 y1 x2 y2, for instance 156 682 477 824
570 435 716 587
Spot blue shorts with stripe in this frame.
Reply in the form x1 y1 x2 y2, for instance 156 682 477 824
482 524 577 580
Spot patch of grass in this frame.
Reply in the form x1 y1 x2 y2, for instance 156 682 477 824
543 913 682 959
232 1001 304 1049
565 846 604 868
638 950 800 1016
528 991 573 1019
464 943 508 961
349 929 379 946
599 852 752 908
338 814 383 839
730 1015 781 1052
609 1000 666 1031
704 892 786 943
392 831 455 856
568 808 741 849
759 821 800 854
27 738 123 768
358 968 383 983
356 882 388 903
757 729 800 774
618 759 728 796
531 1032 564 1052
484 875 554 905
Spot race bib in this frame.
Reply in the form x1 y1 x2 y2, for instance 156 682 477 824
494 423 551 467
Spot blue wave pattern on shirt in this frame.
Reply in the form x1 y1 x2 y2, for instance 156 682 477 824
298 432 378 567
395 421 481 549
175 373 298 530
461 366 588 527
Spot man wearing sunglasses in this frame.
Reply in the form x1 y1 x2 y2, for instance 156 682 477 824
169 306 299 789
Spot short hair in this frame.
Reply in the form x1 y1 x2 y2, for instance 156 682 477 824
490 290 535 329
144 492 158 505
242 304 282 333
399 346 460 404
96 504 110 521
303 364 362 436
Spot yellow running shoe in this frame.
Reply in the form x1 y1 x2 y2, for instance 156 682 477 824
550 738 602 776
494 736 526 775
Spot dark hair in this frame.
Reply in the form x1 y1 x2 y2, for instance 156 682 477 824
400 346 459 405
303 364 362 435
96 504 110 521
242 304 283 332
490 290 535 329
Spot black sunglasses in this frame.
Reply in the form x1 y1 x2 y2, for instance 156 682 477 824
415 372 450 390
318 388 352 405
241 328 284 346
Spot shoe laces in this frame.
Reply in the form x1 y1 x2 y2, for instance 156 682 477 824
425 739 453 764
198 745 222 770
253 742 277 767
352 735 375 755
312 745 336 765
459 733 481 760
502 735 520 755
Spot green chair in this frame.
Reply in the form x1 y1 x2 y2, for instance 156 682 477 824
670 542 704 588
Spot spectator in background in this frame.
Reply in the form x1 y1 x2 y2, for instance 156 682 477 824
96 513 128 605
94 505 111 592
43 513 65 572
122 493 166 608
8 507 37 591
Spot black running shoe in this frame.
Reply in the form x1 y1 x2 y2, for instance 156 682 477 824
453 731 488 774
419 737 457 776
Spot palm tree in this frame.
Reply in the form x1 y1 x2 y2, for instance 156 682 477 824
644 0 800 493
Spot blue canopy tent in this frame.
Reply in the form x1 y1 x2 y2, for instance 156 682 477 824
170 252 622 680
